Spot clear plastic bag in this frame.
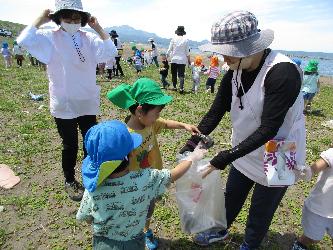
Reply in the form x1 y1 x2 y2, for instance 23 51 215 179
175 153 227 234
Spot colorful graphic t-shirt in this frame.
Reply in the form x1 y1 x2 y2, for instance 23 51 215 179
76 169 171 241
128 118 167 171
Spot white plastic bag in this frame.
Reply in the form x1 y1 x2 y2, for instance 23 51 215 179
175 154 227 234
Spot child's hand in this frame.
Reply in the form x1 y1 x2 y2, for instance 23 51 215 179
294 165 312 182
183 124 200 135
182 146 207 162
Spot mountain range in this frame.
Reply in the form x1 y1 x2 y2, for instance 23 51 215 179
97 25 209 49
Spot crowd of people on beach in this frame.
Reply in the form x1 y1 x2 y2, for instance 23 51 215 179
2 0 331 249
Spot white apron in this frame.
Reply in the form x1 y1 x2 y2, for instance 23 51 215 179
230 51 306 186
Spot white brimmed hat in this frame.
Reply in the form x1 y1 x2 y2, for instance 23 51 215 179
54 0 89 15
199 11 274 58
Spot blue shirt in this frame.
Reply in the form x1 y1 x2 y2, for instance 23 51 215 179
76 169 171 241
301 73 319 94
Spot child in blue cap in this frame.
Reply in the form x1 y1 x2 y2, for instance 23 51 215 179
1 42 12 68
76 120 206 250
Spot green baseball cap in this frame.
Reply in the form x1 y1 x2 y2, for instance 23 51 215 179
107 78 173 109
304 59 318 73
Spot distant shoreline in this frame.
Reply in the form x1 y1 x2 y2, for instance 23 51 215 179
320 76 333 85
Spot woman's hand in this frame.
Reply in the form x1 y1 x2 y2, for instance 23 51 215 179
33 9 52 28
88 16 109 40
201 164 218 178
183 124 200 135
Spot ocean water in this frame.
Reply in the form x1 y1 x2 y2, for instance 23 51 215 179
191 48 333 77
277 50 333 77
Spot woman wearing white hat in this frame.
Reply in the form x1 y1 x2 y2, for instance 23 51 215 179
17 0 117 201
180 11 309 249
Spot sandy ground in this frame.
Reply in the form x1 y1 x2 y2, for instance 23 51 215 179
319 75 333 85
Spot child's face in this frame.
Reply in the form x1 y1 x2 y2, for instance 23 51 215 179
161 55 167 61
138 106 163 127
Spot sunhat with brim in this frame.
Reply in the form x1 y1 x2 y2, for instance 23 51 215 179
304 60 319 73
109 30 119 38
107 78 173 109
82 120 142 193
175 26 186 35
199 11 274 58
53 0 90 16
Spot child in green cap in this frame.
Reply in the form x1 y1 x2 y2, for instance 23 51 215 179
301 59 320 113
107 77 200 250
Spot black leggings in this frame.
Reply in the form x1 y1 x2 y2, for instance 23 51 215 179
54 115 97 183
225 166 287 248
170 63 185 90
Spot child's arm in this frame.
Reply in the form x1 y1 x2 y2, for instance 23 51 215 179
313 148 333 174
170 147 207 182
164 119 200 135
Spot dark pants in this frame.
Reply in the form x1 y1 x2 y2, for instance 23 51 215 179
206 78 217 93
152 56 159 67
54 115 97 183
160 74 169 88
107 69 112 80
225 166 287 249
114 57 124 76
170 63 185 90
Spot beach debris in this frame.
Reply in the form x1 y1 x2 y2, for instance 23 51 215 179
321 120 333 129
0 164 21 189
0 206 4 212
29 92 44 101
38 104 45 110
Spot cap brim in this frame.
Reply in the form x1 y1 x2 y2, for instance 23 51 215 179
199 29 274 57
146 95 173 106
97 160 122 186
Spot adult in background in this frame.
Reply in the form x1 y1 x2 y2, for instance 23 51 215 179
17 0 117 201
110 30 124 77
148 38 159 67
180 11 308 249
167 26 190 94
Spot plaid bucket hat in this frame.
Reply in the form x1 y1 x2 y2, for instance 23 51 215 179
199 11 274 57
82 120 142 192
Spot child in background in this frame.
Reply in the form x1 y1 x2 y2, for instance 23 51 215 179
301 60 320 113
105 56 116 81
107 78 200 250
159 53 169 89
12 41 25 67
292 148 333 250
190 56 203 94
76 120 206 250
1 42 12 68
204 55 220 93
132 46 143 75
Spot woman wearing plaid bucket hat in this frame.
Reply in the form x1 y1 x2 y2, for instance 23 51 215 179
180 11 309 249
17 0 117 201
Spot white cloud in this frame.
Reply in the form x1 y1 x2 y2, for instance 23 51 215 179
0 0 332 52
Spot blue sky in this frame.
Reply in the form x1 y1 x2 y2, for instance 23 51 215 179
0 0 332 53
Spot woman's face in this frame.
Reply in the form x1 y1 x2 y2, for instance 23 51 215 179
60 12 82 24
223 55 254 71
